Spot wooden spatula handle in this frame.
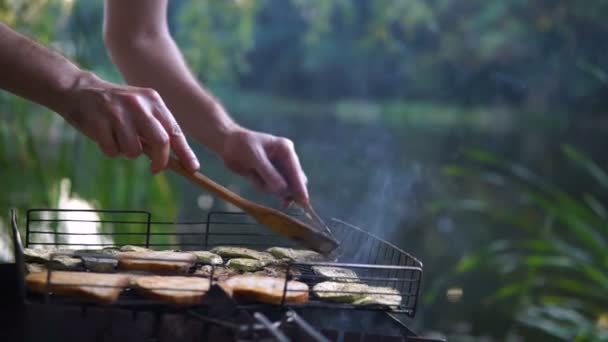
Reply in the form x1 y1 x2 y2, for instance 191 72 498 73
167 157 253 211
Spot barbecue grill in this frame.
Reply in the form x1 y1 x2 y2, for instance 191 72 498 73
3 208 445 341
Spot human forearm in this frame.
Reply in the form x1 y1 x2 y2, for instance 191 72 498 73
0 22 85 115
0 22 198 172
104 28 238 154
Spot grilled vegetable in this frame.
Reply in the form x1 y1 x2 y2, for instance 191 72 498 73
313 281 402 307
311 266 358 282
75 248 121 257
312 281 368 302
119 245 150 252
23 248 52 264
352 286 402 307
253 264 301 279
23 247 75 264
191 251 223 265
194 265 239 281
25 263 45 274
266 247 324 262
81 256 118 273
47 255 84 271
226 258 267 272
210 246 275 263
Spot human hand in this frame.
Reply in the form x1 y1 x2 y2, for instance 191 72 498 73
60 72 199 173
220 128 309 206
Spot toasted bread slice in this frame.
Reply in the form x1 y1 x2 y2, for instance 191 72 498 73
26 271 129 304
222 274 309 305
134 276 210 306
118 251 196 274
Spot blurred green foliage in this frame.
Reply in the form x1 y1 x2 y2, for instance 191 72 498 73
1 0 607 340
441 146 608 340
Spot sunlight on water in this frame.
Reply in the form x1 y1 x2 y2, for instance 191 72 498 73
0 221 13 262
53 178 113 249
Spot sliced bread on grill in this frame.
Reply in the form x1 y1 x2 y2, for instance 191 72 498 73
133 275 211 306
26 271 130 304
221 274 309 305
118 251 197 274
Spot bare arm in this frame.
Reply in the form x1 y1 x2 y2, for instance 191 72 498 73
0 22 198 173
104 0 309 204
0 22 82 116
103 0 233 153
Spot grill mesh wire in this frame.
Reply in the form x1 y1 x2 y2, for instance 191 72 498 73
20 208 422 316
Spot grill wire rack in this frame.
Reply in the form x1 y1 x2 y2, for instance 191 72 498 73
11 208 428 341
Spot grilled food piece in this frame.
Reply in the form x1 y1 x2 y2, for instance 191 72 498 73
194 265 239 281
133 276 211 306
191 251 223 265
75 248 121 257
118 251 196 274
226 258 268 272
221 275 309 305
25 263 46 274
253 264 301 279
46 255 84 271
312 281 369 303
26 271 130 304
312 281 402 307
311 266 358 282
23 248 52 264
81 256 118 273
351 286 402 307
210 246 275 263
119 245 150 252
266 247 324 262
24 248 75 263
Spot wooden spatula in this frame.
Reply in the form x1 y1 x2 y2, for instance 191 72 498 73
167 157 339 255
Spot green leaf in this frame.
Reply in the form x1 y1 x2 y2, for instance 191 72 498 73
562 144 608 190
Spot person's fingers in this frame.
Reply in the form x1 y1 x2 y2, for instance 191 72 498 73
133 114 170 174
93 117 120 158
149 91 199 171
255 147 289 195
108 105 142 159
271 138 309 203
244 171 268 194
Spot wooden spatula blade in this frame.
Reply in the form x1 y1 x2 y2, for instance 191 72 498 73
251 208 339 255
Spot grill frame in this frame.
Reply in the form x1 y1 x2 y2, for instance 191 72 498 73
9 207 440 341
20 207 423 317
